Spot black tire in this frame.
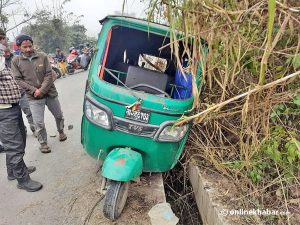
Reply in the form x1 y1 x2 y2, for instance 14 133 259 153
67 68 75 75
52 67 62 79
66 64 75 75
103 181 129 220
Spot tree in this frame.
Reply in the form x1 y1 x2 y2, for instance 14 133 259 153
20 2 92 53
0 0 21 30
0 0 39 33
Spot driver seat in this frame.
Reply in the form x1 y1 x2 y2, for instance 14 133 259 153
125 66 169 95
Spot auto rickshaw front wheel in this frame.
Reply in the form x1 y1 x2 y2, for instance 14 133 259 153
103 180 130 220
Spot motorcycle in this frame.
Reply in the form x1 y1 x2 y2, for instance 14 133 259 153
66 48 91 75
66 50 80 75
48 54 62 79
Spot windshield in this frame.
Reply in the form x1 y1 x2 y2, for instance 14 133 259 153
99 25 193 100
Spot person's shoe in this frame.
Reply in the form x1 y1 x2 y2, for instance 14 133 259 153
8 166 36 180
39 143 51 153
59 132 67 142
17 178 43 192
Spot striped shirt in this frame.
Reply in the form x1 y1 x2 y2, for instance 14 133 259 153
0 67 21 104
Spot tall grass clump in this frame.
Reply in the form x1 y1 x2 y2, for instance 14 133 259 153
143 0 300 224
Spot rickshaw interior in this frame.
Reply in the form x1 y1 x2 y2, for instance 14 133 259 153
100 25 192 99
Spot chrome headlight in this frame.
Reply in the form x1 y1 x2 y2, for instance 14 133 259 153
84 100 111 129
157 124 189 142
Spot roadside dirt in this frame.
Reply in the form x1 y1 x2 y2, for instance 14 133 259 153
62 171 156 225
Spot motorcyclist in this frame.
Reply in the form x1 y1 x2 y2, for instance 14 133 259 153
69 46 75 53
80 46 92 70
70 49 78 56
55 47 67 76
77 44 84 55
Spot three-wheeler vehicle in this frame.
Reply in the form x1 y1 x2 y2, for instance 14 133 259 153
81 15 205 220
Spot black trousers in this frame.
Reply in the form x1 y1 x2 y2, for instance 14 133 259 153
0 104 29 182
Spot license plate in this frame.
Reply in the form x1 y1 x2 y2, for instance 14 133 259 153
125 108 150 123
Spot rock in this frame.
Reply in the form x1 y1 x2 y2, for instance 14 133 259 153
148 203 179 225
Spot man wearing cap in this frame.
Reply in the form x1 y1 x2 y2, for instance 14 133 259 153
11 34 67 153
0 29 42 192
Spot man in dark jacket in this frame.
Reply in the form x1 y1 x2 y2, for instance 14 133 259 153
12 34 67 153
0 29 42 192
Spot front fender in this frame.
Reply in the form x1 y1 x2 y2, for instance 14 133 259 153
102 148 143 182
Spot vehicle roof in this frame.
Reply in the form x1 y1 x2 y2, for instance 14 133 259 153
99 15 171 33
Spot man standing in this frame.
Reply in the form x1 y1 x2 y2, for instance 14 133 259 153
3 47 36 135
55 47 67 76
12 34 67 153
0 29 42 192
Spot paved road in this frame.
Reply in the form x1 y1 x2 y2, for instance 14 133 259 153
0 71 155 225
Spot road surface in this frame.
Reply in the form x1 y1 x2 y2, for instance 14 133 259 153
0 70 156 225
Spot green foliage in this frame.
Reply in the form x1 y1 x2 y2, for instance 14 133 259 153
249 126 300 184
286 54 300 70
294 93 300 106
293 54 300 69
248 94 300 184
249 160 270 184
270 93 300 125
21 7 94 54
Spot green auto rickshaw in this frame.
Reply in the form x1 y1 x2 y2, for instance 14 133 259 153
81 15 206 220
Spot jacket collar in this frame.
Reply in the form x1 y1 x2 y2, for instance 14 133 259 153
20 50 39 60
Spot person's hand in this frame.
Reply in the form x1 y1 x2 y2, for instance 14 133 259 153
34 89 43 98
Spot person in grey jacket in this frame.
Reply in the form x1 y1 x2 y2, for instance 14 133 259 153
12 34 67 153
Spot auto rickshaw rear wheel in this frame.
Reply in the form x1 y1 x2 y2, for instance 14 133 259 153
103 180 130 220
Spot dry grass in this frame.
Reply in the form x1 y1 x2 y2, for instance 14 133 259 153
144 0 300 224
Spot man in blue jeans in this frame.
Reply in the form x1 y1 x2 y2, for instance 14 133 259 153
12 34 67 153
0 28 42 191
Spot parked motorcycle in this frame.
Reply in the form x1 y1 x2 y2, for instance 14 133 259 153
66 48 91 75
48 54 62 79
66 50 80 74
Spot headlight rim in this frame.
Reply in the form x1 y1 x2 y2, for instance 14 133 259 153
154 121 189 142
84 96 113 130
